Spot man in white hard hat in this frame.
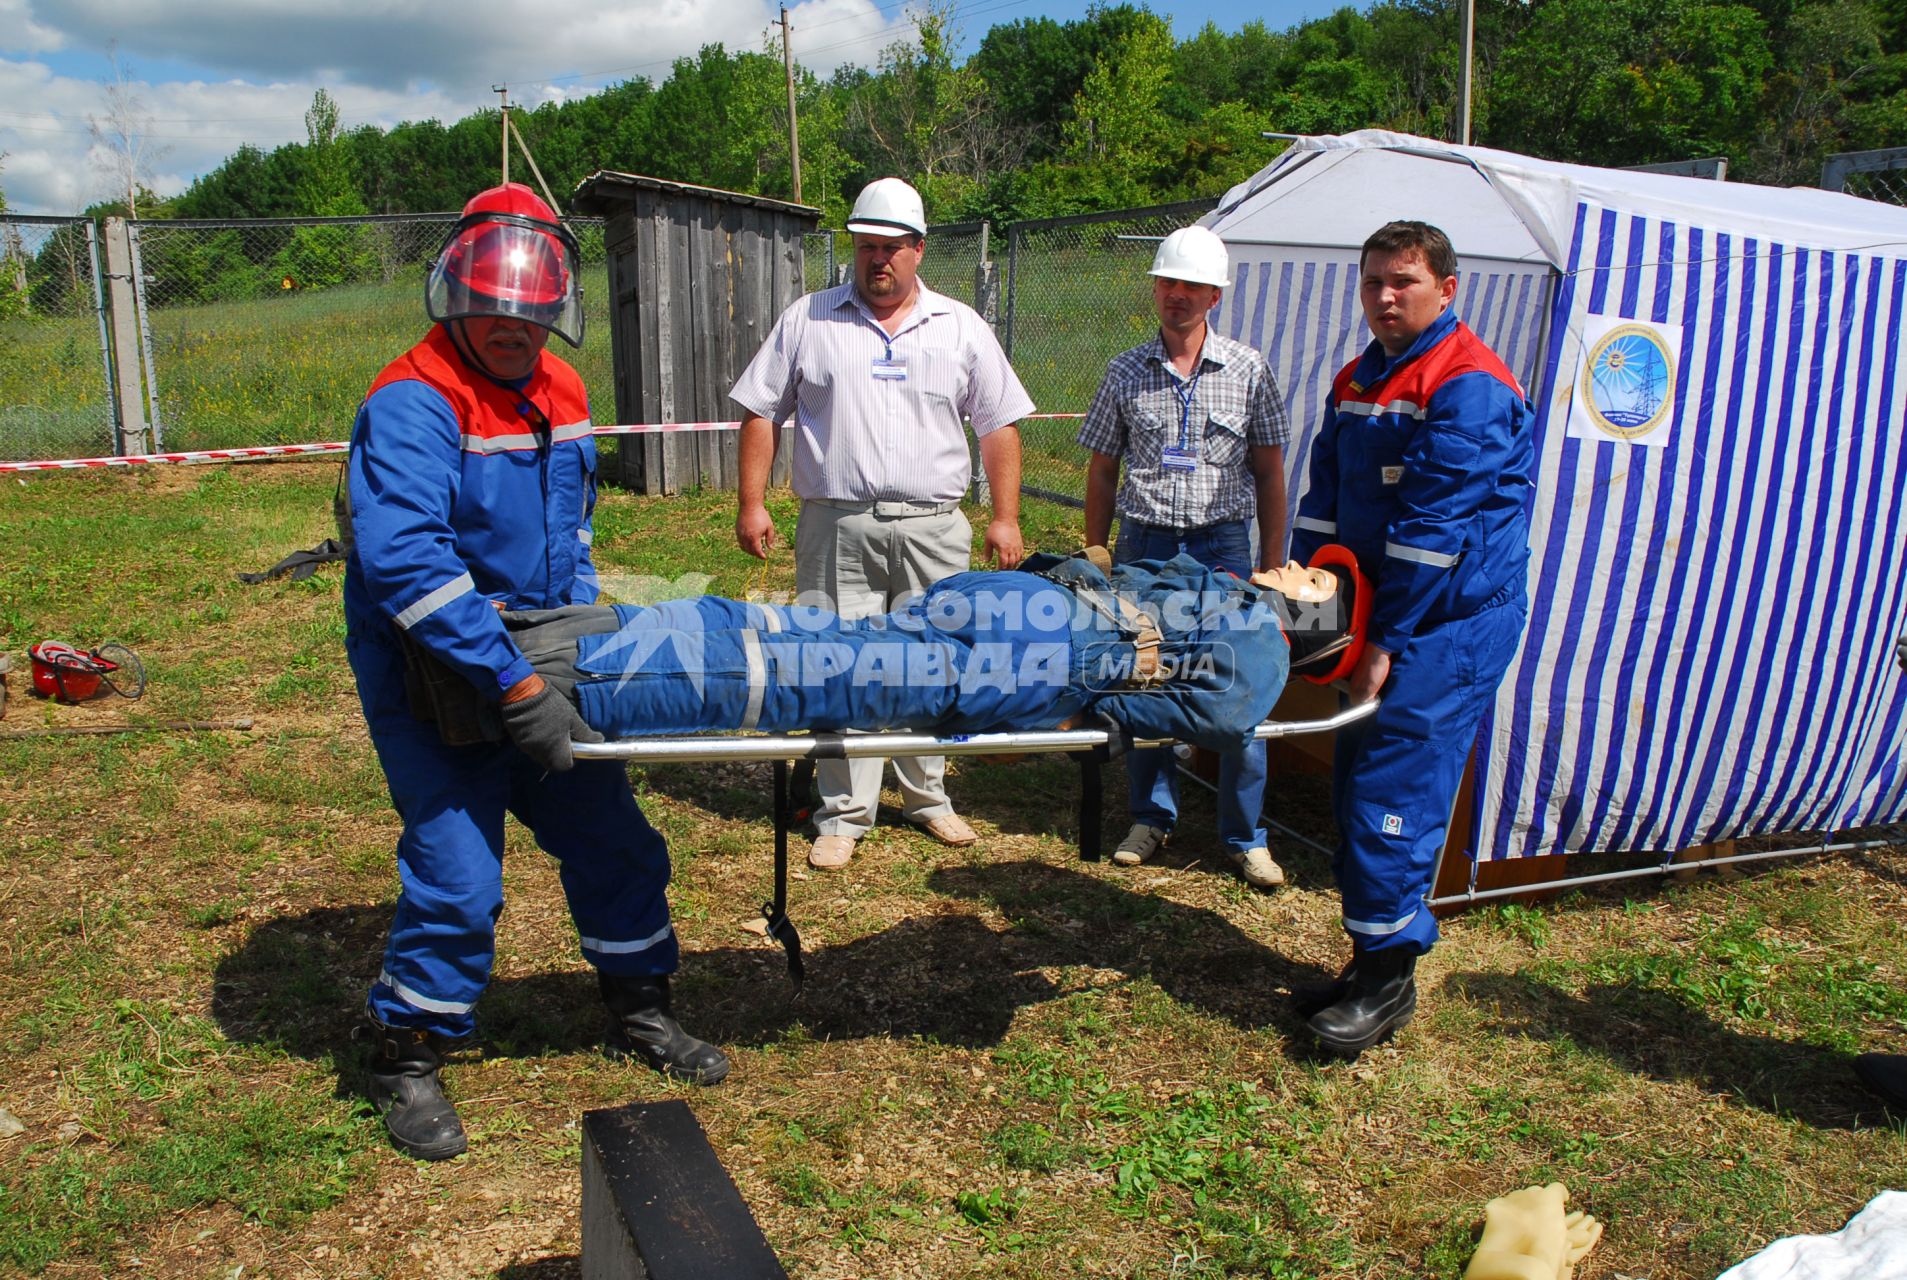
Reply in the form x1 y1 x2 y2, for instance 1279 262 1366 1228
1077 224 1292 890
730 176 1034 870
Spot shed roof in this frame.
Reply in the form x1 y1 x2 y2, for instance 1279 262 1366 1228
570 170 820 221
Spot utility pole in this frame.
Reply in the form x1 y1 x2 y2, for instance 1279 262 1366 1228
494 85 511 183
780 6 803 203
1456 0 1475 145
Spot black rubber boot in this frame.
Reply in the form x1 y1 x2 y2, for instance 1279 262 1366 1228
599 973 731 1085
1856 1053 1907 1111
1290 958 1358 1020
1307 947 1418 1058
366 1022 467 1160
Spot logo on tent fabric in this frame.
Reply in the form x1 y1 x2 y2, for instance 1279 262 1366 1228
1579 322 1676 441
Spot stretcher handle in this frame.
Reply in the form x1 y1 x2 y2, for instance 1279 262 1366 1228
571 698 1379 764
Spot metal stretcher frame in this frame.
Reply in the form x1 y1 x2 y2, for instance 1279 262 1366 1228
574 701 1380 986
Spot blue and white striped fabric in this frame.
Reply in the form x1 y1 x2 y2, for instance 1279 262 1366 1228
1211 249 1551 555
1483 202 1907 861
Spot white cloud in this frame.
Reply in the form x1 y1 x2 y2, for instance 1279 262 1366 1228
1 0 910 213
15 0 904 94
0 0 66 54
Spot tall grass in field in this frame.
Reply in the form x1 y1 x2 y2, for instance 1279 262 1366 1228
141 261 617 453
0 310 119 460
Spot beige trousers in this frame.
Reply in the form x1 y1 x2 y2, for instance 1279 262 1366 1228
794 500 973 838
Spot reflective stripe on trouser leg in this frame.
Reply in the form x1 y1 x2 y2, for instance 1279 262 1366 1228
1332 601 1524 954
347 627 509 1038
508 754 680 978
1331 616 1471 956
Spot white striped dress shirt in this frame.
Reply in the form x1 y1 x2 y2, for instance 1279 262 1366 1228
729 282 1035 502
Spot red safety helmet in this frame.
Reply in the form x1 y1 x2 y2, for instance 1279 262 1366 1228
426 182 585 347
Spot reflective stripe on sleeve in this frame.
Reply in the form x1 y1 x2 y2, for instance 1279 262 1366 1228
552 418 594 443
740 628 767 731
378 968 475 1015
393 571 476 630
579 922 675 955
1385 541 1460 568
459 431 545 454
1343 909 1418 937
1294 516 1337 535
1339 398 1427 420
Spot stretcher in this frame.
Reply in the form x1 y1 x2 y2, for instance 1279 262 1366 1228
574 700 1379 988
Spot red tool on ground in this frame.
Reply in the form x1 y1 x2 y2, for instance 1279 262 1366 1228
26 642 147 704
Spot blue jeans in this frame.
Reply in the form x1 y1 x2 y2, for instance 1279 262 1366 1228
1113 519 1270 854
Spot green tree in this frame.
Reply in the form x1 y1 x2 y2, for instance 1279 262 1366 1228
1062 8 1178 206
276 89 374 290
0 154 28 320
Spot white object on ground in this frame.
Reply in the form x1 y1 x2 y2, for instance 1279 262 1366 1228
1716 1191 1907 1280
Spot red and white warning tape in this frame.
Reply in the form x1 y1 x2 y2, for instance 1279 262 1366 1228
0 413 1087 475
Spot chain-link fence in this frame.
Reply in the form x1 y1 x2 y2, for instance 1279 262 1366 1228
0 216 117 461
1003 200 1218 505
11 200 1227 505
1821 147 1907 206
124 214 614 451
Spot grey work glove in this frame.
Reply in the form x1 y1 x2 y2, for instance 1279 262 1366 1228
499 673 603 772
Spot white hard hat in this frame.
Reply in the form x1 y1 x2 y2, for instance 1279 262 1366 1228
846 177 927 238
1149 226 1229 288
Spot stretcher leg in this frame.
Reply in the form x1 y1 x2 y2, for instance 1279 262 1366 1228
1076 746 1107 862
764 760 806 990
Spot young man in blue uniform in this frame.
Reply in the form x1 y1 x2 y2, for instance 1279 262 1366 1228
343 183 728 1160
1288 221 1533 1057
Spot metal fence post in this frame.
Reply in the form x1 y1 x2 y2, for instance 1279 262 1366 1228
101 218 149 455
83 220 125 453
126 223 165 450
1003 222 1018 360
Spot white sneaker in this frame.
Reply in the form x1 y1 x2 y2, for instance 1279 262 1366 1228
1230 846 1286 889
1112 823 1168 867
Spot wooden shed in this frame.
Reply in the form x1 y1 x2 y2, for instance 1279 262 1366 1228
571 171 819 495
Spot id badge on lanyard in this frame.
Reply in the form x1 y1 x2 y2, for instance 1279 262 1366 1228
1163 364 1205 473
1160 443 1199 473
872 336 908 381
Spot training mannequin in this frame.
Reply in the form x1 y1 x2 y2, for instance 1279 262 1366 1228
1463 1183 1603 1280
497 547 1369 754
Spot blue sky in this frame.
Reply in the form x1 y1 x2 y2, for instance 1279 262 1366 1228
1 0 1348 214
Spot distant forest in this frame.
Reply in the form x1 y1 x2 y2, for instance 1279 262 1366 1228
80 0 1907 226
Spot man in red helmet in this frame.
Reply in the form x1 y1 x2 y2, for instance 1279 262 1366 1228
342 183 729 1162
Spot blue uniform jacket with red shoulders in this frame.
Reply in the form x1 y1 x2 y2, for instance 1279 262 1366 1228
1289 309 1532 654
343 325 601 697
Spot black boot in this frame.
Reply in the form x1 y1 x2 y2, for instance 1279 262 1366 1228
599 973 731 1085
366 1022 467 1160
1856 1054 1907 1111
1307 947 1418 1058
1290 958 1358 1020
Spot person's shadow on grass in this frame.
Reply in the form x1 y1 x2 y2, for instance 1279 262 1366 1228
209 861 1332 1079
1444 970 1886 1130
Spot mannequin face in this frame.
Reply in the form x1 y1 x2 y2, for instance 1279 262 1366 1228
1250 560 1338 602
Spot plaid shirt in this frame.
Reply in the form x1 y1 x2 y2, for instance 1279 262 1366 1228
1077 331 1290 530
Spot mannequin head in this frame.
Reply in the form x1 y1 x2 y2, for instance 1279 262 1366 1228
1251 560 1339 602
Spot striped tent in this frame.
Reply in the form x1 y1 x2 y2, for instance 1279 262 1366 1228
1205 131 1907 863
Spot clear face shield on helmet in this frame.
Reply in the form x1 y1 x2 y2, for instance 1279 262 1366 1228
425 212 585 348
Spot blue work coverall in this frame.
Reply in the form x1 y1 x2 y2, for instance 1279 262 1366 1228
343 327 678 1039
1290 309 1532 954
555 556 1294 754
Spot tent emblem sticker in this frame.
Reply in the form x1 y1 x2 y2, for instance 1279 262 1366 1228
1569 316 1681 447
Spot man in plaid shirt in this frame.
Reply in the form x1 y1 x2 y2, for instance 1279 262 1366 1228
1078 225 1291 890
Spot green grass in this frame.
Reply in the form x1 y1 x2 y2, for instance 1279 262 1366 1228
3 465 1907 1278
